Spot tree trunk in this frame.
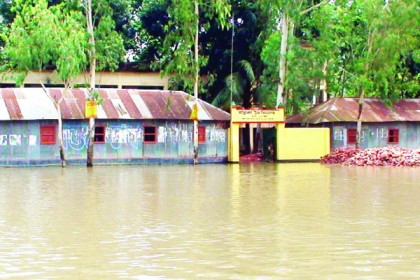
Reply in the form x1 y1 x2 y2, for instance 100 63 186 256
356 30 375 149
276 13 288 108
40 80 66 167
86 0 96 167
57 92 66 168
320 60 328 102
340 67 346 97
275 1 327 108
87 117 95 167
356 91 364 150
193 0 199 165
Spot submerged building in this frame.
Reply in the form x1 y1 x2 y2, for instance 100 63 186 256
0 88 230 166
286 98 420 150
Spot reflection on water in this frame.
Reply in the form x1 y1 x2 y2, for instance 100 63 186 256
0 164 419 279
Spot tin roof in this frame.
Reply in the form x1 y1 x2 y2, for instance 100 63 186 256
0 88 230 121
286 98 420 124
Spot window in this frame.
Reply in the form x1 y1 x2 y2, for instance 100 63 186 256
388 128 399 144
94 126 106 143
144 126 157 143
40 125 56 145
198 126 206 143
347 129 357 144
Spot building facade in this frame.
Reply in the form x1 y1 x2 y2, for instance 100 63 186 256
0 71 169 90
0 88 230 166
286 98 420 150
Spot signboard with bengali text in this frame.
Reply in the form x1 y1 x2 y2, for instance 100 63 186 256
231 107 284 123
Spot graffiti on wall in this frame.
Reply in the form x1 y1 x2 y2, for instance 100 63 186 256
334 127 393 143
376 128 387 139
208 124 226 143
157 123 226 144
63 127 89 151
158 123 192 143
105 126 143 150
334 128 367 142
0 134 35 146
0 123 227 150
333 129 344 141
62 125 144 151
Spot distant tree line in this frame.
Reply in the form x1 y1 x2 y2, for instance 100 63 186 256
1 0 419 116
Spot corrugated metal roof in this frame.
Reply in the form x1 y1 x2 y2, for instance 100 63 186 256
0 88 230 121
287 98 420 124
0 88 60 120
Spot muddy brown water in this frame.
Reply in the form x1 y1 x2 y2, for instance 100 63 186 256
0 163 419 279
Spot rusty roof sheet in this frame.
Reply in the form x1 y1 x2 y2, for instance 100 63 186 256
0 88 230 121
287 98 420 124
0 88 60 120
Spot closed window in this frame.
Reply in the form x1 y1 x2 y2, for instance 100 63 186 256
198 126 206 143
347 128 357 144
94 126 106 143
40 125 56 145
388 128 399 144
144 126 157 143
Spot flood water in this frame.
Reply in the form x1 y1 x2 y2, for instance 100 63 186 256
0 163 419 279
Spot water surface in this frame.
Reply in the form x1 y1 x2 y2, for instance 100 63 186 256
0 164 419 279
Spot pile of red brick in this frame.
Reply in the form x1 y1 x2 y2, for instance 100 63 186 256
321 146 420 167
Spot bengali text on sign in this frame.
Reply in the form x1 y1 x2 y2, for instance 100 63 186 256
231 107 284 123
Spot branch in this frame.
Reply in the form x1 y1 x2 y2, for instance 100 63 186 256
25 66 62 107
300 0 329 15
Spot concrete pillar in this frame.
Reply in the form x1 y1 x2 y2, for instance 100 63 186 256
275 122 285 161
228 123 240 163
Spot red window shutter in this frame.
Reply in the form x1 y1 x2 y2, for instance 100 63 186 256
388 129 399 144
40 125 56 145
94 126 106 143
198 126 206 143
144 126 157 144
347 129 357 144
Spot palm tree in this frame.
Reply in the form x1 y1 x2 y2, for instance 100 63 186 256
212 60 256 111
212 60 256 154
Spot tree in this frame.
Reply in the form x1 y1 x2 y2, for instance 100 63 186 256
81 0 125 167
3 0 87 167
132 1 264 105
160 0 230 164
3 0 125 167
128 0 169 70
311 0 419 148
258 0 329 110
212 60 256 111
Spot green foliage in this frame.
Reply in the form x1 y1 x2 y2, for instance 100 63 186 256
87 0 125 72
160 0 230 94
94 13 125 71
3 0 125 89
87 89 103 104
5 0 58 76
259 0 419 113
311 0 419 100
131 0 169 69
212 60 255 110
3 0 86 85
52 7 88 83
1 0 418 113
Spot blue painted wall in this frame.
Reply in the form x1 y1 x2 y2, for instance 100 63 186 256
0 120 59 165
331 122 420 150
0 119 228 166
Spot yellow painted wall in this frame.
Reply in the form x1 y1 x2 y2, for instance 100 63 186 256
276 127 330 161
228 124 240 163
228 107 329 162
229 107 284 163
